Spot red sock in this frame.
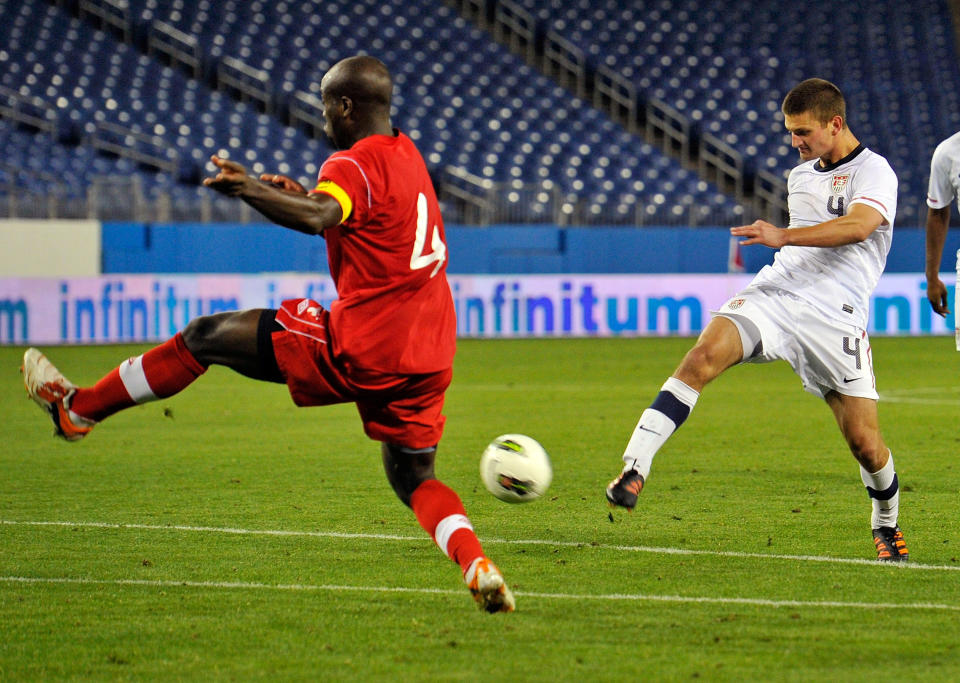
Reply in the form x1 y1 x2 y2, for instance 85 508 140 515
410 479 485 574
70 333 206 422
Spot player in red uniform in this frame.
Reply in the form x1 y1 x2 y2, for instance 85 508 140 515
21 55 514 613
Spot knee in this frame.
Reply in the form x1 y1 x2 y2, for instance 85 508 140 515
180 314 227 361
382 444 436 507
675 319 743 388
679 344 726 387
845 429 886 470
181 315 213 348
390 471 434 507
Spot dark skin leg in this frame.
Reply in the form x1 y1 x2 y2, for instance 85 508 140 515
180 309 279 381
382 443 437 507
181 310 434 507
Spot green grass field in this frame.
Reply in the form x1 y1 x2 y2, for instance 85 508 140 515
2 337 960 680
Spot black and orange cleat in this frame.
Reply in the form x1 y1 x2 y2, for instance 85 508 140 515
606 469 645 510
873 526 909 562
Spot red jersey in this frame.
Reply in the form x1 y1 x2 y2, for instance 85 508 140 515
308 131 455 374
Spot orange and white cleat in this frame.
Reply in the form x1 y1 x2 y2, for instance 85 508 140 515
464 556 515 613
21 348 95 442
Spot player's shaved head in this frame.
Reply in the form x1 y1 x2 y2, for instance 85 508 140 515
319 55 394 149
322 55 392 112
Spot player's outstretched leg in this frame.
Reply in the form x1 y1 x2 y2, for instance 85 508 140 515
383 444 514 612
609 318 740 509
22 333 208 441
607 377 700 509
21 348 96 441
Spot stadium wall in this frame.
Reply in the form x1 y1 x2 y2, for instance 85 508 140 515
0 220 101 276
1 221 957 345
96 222 948 274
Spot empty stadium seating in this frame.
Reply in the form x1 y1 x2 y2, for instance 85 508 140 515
510 0 960 225
0 0 745 224
1 0 957 226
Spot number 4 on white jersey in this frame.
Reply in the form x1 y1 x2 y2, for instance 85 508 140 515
410 192 446 277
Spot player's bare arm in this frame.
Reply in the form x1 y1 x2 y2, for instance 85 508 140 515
203 155 341 235
924 205 951 316
731 203 885 249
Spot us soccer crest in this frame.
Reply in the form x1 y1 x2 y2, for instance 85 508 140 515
832 174 850 193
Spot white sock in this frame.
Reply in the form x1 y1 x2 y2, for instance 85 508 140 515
622 377 700 479
860 452 898 529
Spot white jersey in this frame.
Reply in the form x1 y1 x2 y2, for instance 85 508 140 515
748 146 898 329
926 130 960 210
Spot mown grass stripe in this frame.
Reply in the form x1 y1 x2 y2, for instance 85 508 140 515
4 519 958 571
2 575 958 612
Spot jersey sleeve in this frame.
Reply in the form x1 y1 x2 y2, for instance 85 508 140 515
308 155 371 224
310 180 353 222
927 140 955 209
850 157 898 226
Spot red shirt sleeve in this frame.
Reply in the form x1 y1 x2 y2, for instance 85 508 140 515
310 155 372 226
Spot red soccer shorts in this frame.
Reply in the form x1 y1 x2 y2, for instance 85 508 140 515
272 299 451 448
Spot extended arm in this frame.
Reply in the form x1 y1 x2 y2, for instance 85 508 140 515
203 156 342 235
924 205 952 316
730 203 885 249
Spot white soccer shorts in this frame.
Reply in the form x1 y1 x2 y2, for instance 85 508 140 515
715 286 879 401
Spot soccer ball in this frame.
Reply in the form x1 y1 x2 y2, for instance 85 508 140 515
480 434 552 503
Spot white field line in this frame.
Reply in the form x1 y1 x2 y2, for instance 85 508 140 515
879 386 960 405
1 575 958 612
880 387 960 396
462 384 960 405
3 519 959 572
879 396 960 405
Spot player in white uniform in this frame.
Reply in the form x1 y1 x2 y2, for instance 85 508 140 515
606 78 909 561
924 130 960 316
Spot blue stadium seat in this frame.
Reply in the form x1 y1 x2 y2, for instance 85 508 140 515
511 0 960 225
23 0 952 224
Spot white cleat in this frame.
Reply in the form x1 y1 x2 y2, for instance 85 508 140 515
464 556 515 613
21 348 94 442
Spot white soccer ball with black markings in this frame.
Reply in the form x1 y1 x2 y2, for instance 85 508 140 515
480 434 552 503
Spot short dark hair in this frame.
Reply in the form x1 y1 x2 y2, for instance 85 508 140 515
782 78 846 127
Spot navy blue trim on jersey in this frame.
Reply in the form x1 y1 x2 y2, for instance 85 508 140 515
866 472 899 501
814 144 866 173
650 390 692 427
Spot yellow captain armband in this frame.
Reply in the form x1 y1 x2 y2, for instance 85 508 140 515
311 180 353 223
